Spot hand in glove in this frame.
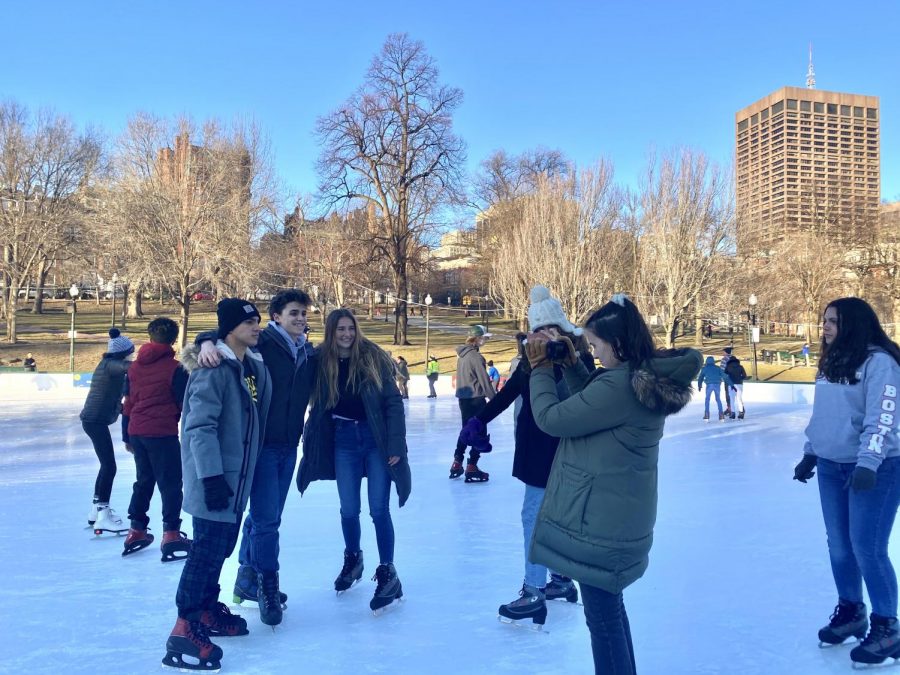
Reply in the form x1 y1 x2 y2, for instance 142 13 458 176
845 467 877 491
793 455 817 483
457 417 488 449
203 474 233 511
524 337 551 370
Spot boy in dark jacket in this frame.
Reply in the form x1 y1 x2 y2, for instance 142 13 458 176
82 327 134 535
196 289 316 625
121 317 191 561
449 324 495 482
724 356 748 419
163 299 272 673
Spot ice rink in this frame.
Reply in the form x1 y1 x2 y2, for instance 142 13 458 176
0 394 885 674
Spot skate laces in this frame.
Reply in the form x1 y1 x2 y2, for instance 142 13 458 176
340 552 360 577
861 619 894 646
212 602 240 624
188 620 214 648
830 602 860 626
372 565 393 590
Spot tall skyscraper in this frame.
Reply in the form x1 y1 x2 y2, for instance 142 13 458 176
735 77 880 255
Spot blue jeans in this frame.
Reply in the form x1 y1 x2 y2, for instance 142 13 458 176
523 484 550 588
704 385 723 416
817 457 900 618
334 419 395 564
580 583 636 675
238 443 297 573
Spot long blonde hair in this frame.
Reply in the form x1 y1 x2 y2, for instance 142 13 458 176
316 308 392 409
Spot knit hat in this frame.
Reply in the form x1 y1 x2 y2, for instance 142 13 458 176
527 285 583 336
106 328 135 355
468 324 492 338
217 298 261 339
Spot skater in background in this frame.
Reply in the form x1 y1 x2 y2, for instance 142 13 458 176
121 317 191 561
426 355 440 398
720 346 735 416
81 327 135 535
487 360 501 392
526 294 701 675
23 353 36 372
724 356 748 419
459 286 594 629
163 298 272 672
449 324 495 482
793 297 900 667
697 356 734 422
197 289 317 626
297 309 411 614
395 355 410 399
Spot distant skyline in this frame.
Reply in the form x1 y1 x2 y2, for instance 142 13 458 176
5 1 899 210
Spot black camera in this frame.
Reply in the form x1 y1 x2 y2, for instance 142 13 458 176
545 340 569 362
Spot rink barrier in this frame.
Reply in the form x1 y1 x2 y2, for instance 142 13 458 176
0 372 815 404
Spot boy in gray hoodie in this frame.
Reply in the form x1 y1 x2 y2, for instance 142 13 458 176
162 299 272 673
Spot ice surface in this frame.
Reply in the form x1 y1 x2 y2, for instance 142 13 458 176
0 396 884 674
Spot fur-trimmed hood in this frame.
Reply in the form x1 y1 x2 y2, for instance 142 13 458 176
630 348 703 416
180 341 264 374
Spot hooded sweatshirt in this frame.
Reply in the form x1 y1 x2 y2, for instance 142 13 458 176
698 356 733 389
803 348 900 472
455 344 495 399
528 348 703 594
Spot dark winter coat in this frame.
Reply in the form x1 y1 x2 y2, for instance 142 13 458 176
698 357 733 389
197 325 317 450
477 351 596 488
396 359 410 382
724 358 748 386
123 342 187 438
529 348 702 594
297 354 411 507
80 353 131 425
180 343 272 523
455 344 494 399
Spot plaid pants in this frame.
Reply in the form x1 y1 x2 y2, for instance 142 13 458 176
175 516 242 619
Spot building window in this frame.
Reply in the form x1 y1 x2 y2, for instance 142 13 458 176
773 101 784 114
867 108 878 119
814 102 824 113
800 100 811 112
854 106 864 118
761 108 769 121
751 113 759 125
787 99 797 110
738 119 748 131
827 103 837 114
840 105 851 116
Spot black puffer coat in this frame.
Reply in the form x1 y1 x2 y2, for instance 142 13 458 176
80 353 131 425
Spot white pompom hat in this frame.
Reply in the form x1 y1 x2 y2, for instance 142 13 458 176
527 285 583 335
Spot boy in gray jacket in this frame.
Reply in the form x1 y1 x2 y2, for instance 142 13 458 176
162 299 272 673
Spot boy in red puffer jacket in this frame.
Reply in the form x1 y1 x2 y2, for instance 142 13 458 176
122 317 191 562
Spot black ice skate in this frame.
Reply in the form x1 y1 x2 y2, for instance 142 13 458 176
819 600 868 647
232 565 287 608
498 584 548 632
449 460 464 479
162 617 223 672
160 530 192 563
335 550 364 595
370 563 403 615
200 601 249 637
122 527 154 556
703 413 710 423
258 571 283 627
738 410 745 420
543 574 580 604
464 462 489 483
851 614 900 666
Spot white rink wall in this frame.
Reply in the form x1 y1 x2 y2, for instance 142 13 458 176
0 372 816 404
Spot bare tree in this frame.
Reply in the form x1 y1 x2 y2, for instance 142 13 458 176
0 101 102 342
635 149 733 348
316 33 466 345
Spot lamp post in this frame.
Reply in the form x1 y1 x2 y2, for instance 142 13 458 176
110 273 118 327
385 289 390 322
424 294 433 367
748 294 759 381
68 284 79 373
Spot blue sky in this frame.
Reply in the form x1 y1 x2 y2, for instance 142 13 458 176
6 0 899 208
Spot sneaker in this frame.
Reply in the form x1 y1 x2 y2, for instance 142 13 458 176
819 600 868 646
543 574 579 603
851 614 900 664
200 602 249 637
335 550 364 593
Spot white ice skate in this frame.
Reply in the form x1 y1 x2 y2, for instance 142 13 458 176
93 505 127 536
86 501 101 527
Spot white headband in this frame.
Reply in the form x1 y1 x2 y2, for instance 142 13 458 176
610 293 629 307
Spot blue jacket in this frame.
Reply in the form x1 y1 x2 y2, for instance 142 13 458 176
804 349 900 471
179 343 272 523
698 357 732 389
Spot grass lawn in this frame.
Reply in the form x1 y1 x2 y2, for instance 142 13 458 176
0 299 817 382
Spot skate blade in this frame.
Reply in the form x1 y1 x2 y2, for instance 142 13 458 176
851 658 900 670
464 477 489 483
161 651 221 672
819 637 864 649
547 597 583 606
497 615 548 633
122 541 153 557
94 528 128 536
372 597 404 617
231 595 287 611
335 579 362 596
161 552 189 563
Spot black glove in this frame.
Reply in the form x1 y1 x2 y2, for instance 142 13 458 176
793 455 817 483
845 467 877 491
203 474 233 511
